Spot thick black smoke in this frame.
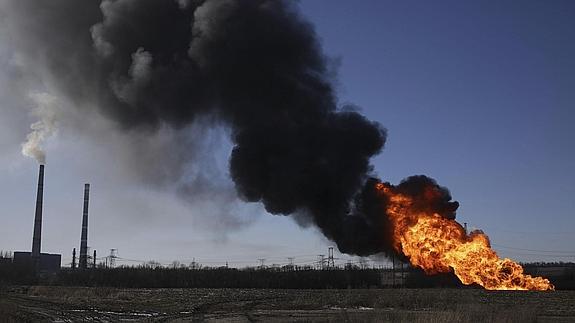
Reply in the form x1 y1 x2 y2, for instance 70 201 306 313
2 0 457 256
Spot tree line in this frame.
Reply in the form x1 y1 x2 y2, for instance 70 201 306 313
1 252 573 289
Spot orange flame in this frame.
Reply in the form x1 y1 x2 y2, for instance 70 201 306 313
375 182 554 291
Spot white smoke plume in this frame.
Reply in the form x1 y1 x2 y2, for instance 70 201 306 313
21 92 59 164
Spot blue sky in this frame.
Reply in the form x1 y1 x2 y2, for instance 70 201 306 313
0 0 574 267
300 0 575 261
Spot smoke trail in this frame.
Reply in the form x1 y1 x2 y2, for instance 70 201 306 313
21 92 59 164
1 0 458 256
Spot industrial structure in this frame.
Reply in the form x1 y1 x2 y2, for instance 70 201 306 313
13 168 95 272
31 164 44 268
13 165 61 273
79 183 90 269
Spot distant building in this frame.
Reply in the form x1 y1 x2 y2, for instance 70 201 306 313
13 251 61 273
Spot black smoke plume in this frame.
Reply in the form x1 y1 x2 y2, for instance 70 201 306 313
2 0 457 256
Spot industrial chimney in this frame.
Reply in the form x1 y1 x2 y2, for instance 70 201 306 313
31 164 44 270
79 183 90 269
72 248 76 269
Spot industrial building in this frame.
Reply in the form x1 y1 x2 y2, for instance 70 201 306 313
12 252 61 272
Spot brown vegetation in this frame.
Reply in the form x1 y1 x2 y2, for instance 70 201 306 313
1 286 573 322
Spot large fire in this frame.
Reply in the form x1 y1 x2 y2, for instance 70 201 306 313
375 182 554 291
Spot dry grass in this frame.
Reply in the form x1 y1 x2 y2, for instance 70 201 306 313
327 301 539 323
0 298 30 323
1 287 571 322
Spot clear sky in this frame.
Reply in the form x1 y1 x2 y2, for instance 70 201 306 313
0 0 574 267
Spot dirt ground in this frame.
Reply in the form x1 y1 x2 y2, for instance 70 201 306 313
1 286 574 322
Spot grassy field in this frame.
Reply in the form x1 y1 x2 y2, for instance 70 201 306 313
1 286 574 322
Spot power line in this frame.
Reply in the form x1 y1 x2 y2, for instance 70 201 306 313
493 243 575 254
498 251 574 258
486 229 575 235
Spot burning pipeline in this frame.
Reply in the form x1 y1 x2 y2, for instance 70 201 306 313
376 182 554 291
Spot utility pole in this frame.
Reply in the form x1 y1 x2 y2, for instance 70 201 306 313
392 254 396 288
93 250 97 268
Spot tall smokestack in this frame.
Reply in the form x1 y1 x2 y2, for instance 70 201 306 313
72 248 76 270
79 183 89 269
31 164 44 269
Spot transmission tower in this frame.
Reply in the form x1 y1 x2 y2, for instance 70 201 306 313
317 254 325 270
258 258 266 269
327 247 335 268
287 257 295 271
359 257 368 269
108 248 118 268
